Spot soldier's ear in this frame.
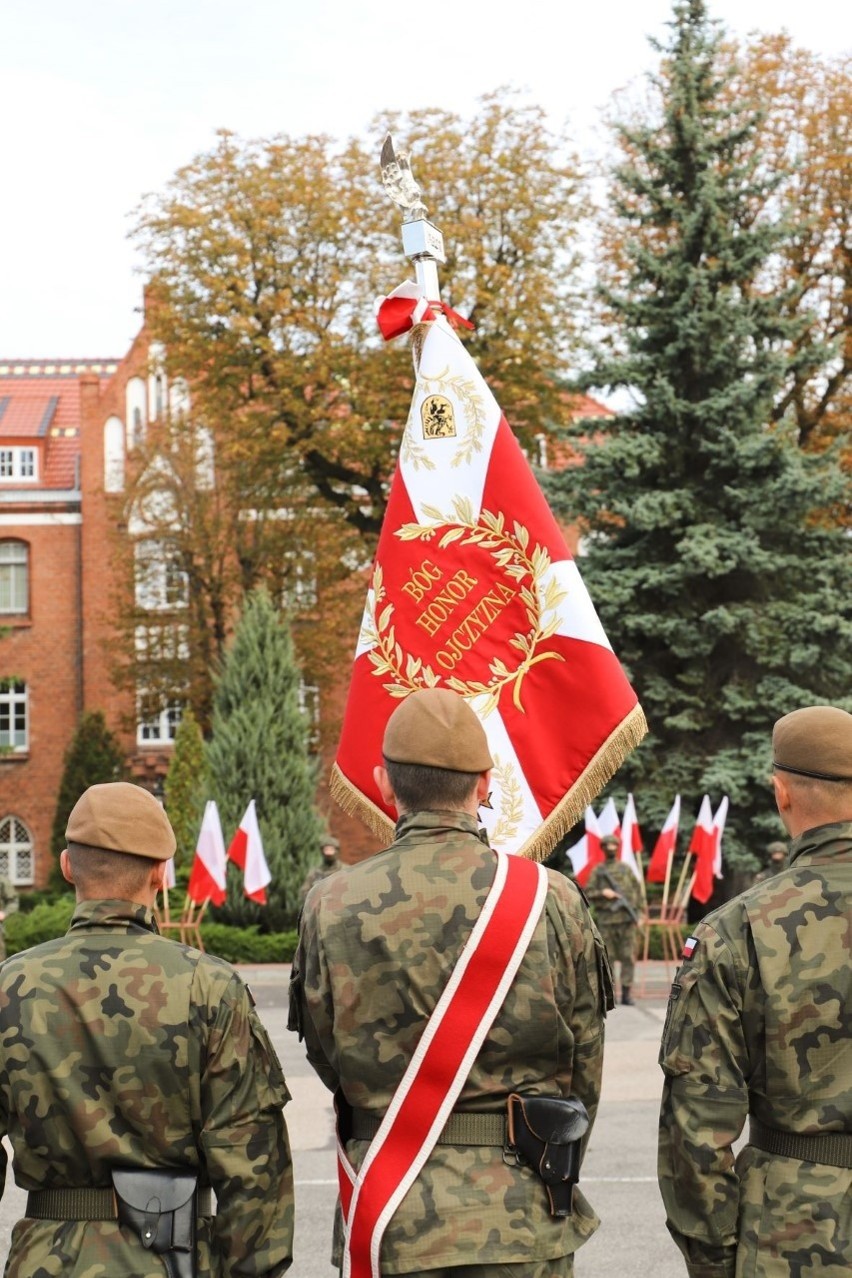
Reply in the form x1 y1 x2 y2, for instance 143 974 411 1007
374 765 396 810
59 849 74 885
772 773 793 823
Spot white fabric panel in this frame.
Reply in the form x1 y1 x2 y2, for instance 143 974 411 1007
542 559 613 651
472 699 544 856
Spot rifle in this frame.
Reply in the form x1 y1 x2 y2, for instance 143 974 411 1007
598 867 641 925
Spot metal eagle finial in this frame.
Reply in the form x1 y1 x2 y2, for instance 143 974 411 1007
380 134 428 222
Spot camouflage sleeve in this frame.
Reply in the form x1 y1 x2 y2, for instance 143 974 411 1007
658 925 749 1278
288 897 339 1091
198 973 295 1276
546 876 608 1148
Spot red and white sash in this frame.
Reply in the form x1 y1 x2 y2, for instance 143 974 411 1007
337 849 548 1278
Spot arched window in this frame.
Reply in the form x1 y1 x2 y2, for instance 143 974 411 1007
0 541 29 614
103 417 125 492
126 377 147 448
0 815 35 885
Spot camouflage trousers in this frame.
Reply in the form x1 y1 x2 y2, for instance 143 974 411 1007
596 922 637 991
413 1260 574 1277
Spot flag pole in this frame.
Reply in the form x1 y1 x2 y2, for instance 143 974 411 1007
660 847 675 920
380 134 445 305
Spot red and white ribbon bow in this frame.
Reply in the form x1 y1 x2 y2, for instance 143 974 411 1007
376 281 473 342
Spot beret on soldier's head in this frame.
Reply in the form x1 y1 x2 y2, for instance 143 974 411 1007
66 782 176 861
601 834 619 849
772 705 852 783
383 688 493 773
766 841 787 856
321 836 340 850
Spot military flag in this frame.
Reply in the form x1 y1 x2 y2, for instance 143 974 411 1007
598 796 621 842
187 800 227 906
712 795 729 882
332 298 646 859
227 799 271 904
689 795 717 905
647 795 681 883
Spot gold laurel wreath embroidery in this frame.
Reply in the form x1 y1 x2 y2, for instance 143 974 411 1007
400 365 487 471
363 499 567 715
488 755 524 847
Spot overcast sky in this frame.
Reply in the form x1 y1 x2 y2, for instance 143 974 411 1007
0 0 845 358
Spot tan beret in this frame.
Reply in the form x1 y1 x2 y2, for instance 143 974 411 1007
383 688 493 773
773 706 852 783
66 782 176 861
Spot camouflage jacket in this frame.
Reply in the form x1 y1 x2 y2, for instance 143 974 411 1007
291 810 610 1274
585 859 643 926
0 899 294 1278
658 821 852 1278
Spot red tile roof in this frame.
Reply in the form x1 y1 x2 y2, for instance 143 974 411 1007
0 360 118 491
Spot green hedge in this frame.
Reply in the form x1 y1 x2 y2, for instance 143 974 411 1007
4 903 296 965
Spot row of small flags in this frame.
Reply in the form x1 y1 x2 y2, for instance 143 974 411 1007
566 793 729 905
164 799 271 906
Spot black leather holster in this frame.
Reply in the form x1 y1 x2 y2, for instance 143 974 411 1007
506 1093 590 1217
111 1167 198 1278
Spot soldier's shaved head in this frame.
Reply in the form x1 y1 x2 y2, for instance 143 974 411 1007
63 842 166 903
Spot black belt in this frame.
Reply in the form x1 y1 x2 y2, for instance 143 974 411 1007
749 1118 852 1169
352 1107 507 1147
26 1185 214 1221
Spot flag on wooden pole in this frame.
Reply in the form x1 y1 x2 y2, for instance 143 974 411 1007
187 800 227 906
566 806 604 885
620 793 643 882
689 795 717 905
711 796 729 882
647 796 681 883
331 305 646 860
228 799 272 905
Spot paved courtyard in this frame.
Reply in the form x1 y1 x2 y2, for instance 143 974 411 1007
0 961 687 1277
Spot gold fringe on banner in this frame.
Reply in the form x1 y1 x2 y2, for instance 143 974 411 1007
329 702 648 862
517 702 649 863
329 762 395 842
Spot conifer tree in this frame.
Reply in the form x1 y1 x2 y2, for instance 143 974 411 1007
548 0 851 869
164 706 208 869
50 711 126 889
206 588 322 929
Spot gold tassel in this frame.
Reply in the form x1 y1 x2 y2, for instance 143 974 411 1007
328 763 395 841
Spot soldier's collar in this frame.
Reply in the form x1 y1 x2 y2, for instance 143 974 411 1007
394 809 482 840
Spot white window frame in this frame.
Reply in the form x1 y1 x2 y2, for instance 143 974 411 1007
0 541 29 615
0 681 28 751
137 698 183 746
0 815 35 886
282 551 318 612
0 447 38 482
134 540 189 611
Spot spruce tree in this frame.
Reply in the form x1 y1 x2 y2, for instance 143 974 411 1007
547 0 851 870
50 711 126 889
164 706 208 869
206 587 322 929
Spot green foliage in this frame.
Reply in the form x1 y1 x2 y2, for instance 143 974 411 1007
6 898 75 955
547 0 852 870
206 587 323 930
49 711 126 890
164 706 208 867
198 923 297 964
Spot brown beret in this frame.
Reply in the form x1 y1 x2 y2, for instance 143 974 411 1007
773 706 852 783
66 782 176 861
383 688 493 773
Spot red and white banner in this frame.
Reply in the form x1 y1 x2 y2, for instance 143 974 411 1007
337 851 547 1278
712 796 729 881
689 795 716 905
331 296 646 858
566 805 604 885
647 795 681 884
597 796 621 842
228 799 272 904
187 800 227 906
620 793 643 882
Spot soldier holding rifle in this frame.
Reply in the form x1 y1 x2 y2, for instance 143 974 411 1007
586 833 643 1006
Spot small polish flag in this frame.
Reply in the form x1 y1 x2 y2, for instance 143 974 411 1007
712 796 729 880
689 795 717 905
682 935 699 960
620 793 643 882
647 796 681 883
598 796 621 842
187 801 227 907
228 799 272 905
566 806 604 886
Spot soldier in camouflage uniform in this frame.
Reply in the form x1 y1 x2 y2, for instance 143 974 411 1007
751 839 787 885
0 781 294 1278
658 705 852 1277
585 834 643 1005
0 872 19 961
291 688 611 1277
298 835 341 907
